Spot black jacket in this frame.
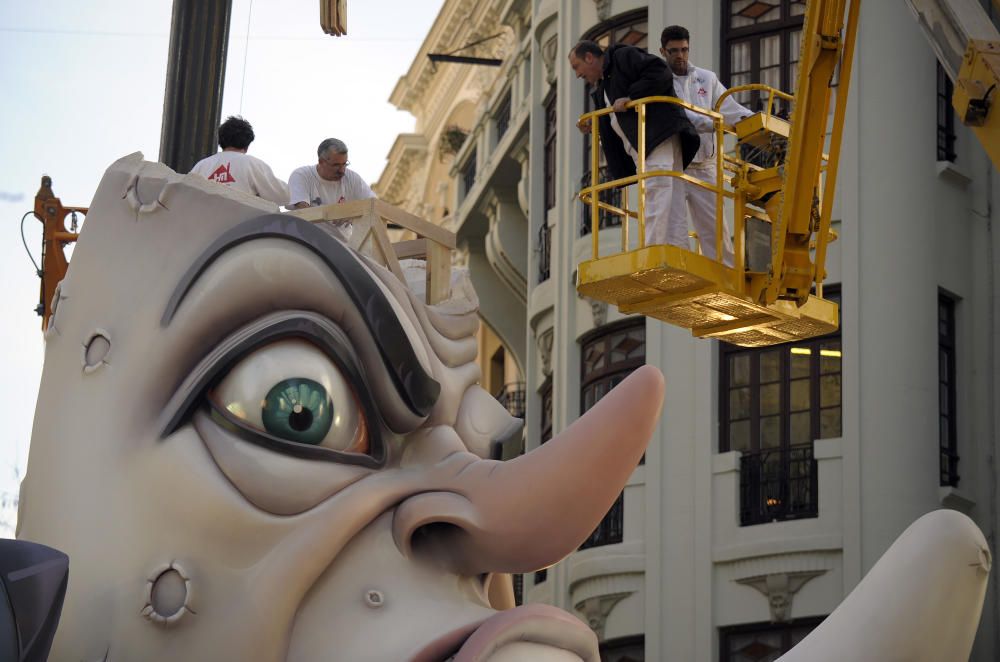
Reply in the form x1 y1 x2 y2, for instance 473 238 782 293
592 44 701 180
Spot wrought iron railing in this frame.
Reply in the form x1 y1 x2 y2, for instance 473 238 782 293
495 92 512 143
579 491 624 549
537 223 551 283
739 443 818 526
461 149 477 200
494 382 526 419
579 167 624 236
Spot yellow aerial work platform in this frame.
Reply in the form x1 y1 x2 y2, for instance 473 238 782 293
577 0 859 348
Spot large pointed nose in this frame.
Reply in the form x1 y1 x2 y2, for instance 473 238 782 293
393 364 664 575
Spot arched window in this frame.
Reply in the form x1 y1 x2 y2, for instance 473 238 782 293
579 317 645 548
579 10 649 236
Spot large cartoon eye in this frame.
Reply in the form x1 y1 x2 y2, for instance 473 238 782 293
209 339 368 454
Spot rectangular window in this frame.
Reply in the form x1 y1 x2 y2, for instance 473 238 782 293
537 223 552 283
543 89 558 212
721 0 806 113
720 617 824 661
720 287 840 525
540 377 553 444
937 61 957 162
939 291 959 487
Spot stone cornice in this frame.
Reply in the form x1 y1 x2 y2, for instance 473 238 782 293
389 0 509 115
373 133 428 203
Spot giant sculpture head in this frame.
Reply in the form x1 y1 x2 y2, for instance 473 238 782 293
15 154 665 661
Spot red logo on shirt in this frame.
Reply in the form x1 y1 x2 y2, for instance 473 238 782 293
698 87 708 96
208 163 236 184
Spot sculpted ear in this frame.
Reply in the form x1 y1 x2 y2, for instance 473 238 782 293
454 386 523 459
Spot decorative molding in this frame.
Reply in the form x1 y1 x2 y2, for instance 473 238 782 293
595 0 612 21
736 571 826 623
717 550 839 580
537 328 554 377
576 593 629 640
541 35 559 86
591 299 608 327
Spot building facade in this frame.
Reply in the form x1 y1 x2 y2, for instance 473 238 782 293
378 1 1000 659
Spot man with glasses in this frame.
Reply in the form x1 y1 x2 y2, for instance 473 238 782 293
288 138 376 241
660 25 753 265
289 138 375 208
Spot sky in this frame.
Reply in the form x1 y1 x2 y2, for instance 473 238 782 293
0 0 445 535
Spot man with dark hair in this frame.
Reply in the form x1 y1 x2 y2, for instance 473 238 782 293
660 25 753 265
189 116 289 206
569 39 708 248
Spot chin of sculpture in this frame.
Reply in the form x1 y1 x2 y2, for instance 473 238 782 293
12 154 991 661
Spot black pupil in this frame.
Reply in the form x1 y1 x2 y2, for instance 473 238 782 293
288 405 314 431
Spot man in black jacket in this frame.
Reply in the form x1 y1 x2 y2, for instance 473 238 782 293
570 40 707 249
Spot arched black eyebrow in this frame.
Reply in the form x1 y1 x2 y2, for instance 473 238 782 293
161 213 440 418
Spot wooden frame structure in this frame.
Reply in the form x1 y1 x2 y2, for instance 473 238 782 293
287 198 456 305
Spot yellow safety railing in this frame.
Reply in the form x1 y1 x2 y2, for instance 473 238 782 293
578 86 810 283
579 96 728 262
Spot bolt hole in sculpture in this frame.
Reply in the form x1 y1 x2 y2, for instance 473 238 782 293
4 154 992 660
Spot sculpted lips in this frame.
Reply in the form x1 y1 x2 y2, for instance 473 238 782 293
410 604 599 662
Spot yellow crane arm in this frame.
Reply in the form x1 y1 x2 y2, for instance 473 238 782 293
905 0 1000 166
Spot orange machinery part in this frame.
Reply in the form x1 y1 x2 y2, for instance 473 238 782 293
33 176 83 330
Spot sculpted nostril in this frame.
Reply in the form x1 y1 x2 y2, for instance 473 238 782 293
409 522 467 568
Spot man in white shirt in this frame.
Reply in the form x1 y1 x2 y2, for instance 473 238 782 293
189 116 289 206
288 138 376 241
288 138 375 209
660 25 754 266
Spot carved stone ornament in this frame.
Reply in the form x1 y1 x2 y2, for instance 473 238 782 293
576 593 629 640
591 299 608 327
595 0 612 21
537 328 554 377
736 571 825 623
542 35 559 86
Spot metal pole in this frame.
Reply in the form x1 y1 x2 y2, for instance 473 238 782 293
159 0 234 173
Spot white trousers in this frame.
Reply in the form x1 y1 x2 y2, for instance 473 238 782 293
683 162 735 266
636 139 735 266
637 136 685 249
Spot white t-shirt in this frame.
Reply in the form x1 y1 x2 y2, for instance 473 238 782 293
189 151 289 205
287 165 376 207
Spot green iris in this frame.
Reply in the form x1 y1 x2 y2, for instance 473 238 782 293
261 378 333 445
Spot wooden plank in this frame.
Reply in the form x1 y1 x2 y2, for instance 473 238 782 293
394 238 428 260
285 198 374 223
375 199 456 249
425 241 452 305
335 0 346 34
371 217 406 282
